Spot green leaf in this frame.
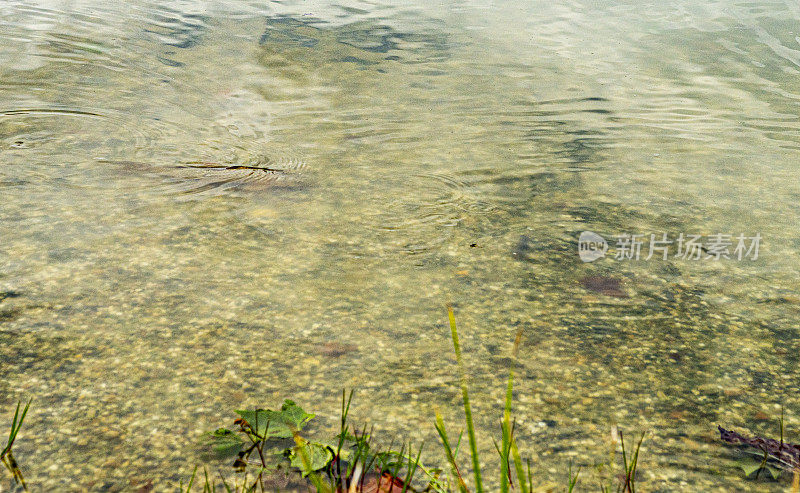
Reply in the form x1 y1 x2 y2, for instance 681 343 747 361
766 465 783 480
736 458 760 477
235 400 315 439
736 457 778 478
234 409 274 438
289 442 333 476
200 428 244 458
278 399 316 433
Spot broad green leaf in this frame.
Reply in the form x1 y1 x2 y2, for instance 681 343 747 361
277 399 315 433
736 458 762 477
200 428 244 458
766 465 783 480
234 409 274 438
289 442 333 476
735 458 781 478
235 400 315 439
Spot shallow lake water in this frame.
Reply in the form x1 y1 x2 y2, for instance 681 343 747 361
2 0 800 491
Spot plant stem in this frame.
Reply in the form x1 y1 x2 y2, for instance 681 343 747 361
447 305 483 493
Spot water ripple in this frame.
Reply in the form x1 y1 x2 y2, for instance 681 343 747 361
367 172 495 254
97 154 308 198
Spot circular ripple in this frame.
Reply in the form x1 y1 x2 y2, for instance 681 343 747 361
0 105 184 167
367 172 495 255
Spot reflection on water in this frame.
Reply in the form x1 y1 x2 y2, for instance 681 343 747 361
2 0 800 490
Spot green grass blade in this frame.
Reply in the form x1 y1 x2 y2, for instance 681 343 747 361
501 330 522 493
434 409 469 493
526 458 533 493
447 305 483 493
182 465 198 492
0 401 20 457
402 442 424 493
497 422 515 493
567 461 581 493
2 399 31 459
500 417 510 492
628 432 645 493
510 435 528 493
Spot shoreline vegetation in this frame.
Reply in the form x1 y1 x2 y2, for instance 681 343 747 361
1 398 29 489
186 306 644 492
3 308 799 491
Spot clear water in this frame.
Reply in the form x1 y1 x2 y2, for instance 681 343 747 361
1 0 800 490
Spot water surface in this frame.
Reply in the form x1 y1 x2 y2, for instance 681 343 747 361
2 0 800 490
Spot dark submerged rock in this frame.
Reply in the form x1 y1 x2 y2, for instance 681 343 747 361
579 275 628 298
